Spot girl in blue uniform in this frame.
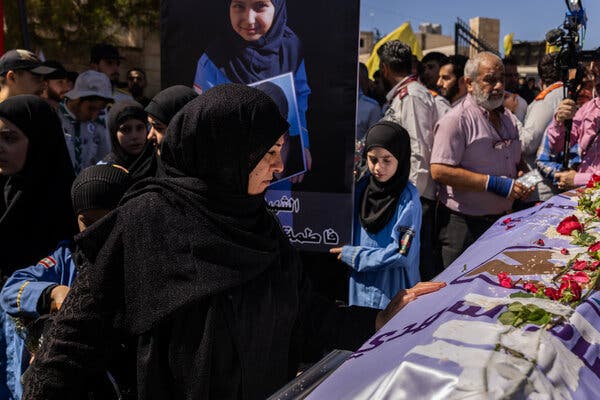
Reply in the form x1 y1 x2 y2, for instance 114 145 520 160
194 0 311 183
331 121 422 309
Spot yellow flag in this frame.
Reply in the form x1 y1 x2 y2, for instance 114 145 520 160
503 33 514 56
366 22 423 79
546 42 561 54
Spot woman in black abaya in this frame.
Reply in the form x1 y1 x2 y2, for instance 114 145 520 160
0 95 77 279
23 84 444 400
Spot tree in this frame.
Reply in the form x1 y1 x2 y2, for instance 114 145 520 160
4 0 159 59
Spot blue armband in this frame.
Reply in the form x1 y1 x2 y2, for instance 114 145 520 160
486 175 514 198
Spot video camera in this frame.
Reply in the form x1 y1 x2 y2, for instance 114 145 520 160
545 0 600 168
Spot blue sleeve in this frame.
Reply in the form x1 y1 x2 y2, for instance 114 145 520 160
536 133 580 181
340 187 421 272
193 53 230 94
1 244 74 318
294 60 311 148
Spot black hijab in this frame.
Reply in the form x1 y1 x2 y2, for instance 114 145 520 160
24 85 379 399
104 100 156 181
0 95 77 277
144 85 198 126
206 0 302 83
359 121 411 233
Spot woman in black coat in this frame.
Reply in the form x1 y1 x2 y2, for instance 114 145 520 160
23 84 443 399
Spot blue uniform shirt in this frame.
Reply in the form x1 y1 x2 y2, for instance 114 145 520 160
0 241 77 400
341 178 422 309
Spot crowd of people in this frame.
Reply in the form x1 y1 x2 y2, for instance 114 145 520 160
0 39 447 399
355 42 600 287
1 11 599 399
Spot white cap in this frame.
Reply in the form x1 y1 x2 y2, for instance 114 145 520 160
64 70 114 101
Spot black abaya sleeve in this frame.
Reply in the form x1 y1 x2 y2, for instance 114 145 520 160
294 260 379 362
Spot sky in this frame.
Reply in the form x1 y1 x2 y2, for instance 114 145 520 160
360 0 600 53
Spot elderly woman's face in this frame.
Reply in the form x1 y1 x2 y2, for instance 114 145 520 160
230 0 275 42
0 118 28 176
247 134 285 195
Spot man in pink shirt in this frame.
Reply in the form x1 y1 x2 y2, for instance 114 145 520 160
550 96 600 190
431 52 532 270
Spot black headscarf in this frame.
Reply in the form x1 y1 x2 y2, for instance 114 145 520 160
206 0 302 83
103 100 156 181
0 95 77 277
359 121 411 233
24 85 380 400
144 85 198 126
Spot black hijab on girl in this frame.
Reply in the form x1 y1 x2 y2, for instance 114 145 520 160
144 85 198 126
0 95 77 277
104 100 156 181
206 0 302 83
359 121 411 233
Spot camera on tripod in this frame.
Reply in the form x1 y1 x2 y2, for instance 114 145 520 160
544 0 600 168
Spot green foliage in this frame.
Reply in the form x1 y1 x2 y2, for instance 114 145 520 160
4 1 159 59
498 302 552 328
571 230 597 247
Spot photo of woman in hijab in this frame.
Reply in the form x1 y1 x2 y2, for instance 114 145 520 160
330 121 422 310
23 85 444 399
193 0 311 184
102 101 157 181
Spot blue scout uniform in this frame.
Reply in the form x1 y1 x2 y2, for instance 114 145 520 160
341 177 422 309
0 242 77 400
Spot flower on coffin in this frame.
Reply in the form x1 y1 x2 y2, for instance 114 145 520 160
572 259 588 271
497 272 513 288
556 215 584 236
586 174 600 188
523 282 538 293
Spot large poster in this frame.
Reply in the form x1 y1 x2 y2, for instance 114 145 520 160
308 188 600 398
161 0 360 251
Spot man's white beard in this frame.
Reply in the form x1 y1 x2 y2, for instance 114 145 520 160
473 82 504 110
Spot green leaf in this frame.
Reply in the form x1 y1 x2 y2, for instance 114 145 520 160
508 302 524 313
510 292 535 299
498 311 517 326
526 308 546 322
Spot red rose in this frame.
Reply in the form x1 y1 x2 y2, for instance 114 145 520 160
502 217 512 225
590 261 600 271
536 239 545 246
561 248 570 255
586 174 600 188
589 242 600 253
572 260 588 271
556 216 584 236
499 278 513 288
559 279 582 302
497 272 513 288
545 287 561 300
564 271 591 284
596 208 600 218
523 282 538 293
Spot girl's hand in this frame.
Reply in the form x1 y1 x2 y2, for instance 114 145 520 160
329 247 343 260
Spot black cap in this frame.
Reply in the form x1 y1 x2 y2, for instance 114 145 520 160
90 43 125 64
42 60 68 80
0 49 56 77
71 164 132 214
